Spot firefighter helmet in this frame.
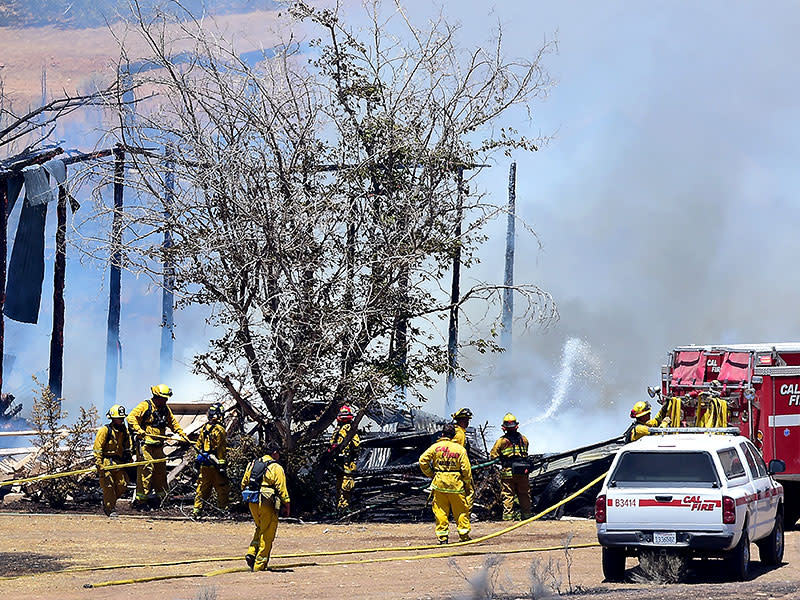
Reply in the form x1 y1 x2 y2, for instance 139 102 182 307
502 413 518 429
709 380 723 394
337 405 355 423
452 407 473 420
107 404 126 419
151 384 173 399
630 401 651 419
207 402 224 421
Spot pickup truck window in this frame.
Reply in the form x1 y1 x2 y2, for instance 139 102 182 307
717 448 746 479
740 442 767 478
610 451 719 487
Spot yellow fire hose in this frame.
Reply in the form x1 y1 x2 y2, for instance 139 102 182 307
84 542 602 588
79 471 608 588
0 457 169 487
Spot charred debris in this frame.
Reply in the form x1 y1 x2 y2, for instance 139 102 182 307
0 395 621 521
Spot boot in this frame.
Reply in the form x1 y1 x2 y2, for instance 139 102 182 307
245 554 255 571
459 533 471 542
438 538 449 545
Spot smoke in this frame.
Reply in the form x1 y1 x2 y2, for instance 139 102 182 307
437 1 800 452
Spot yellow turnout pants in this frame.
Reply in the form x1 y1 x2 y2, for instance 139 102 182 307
247 501 279 571
193 465 230 512
501 474 531 520
136 444 167 501
98 459 128 515
336 473 355 510
431 489 470 541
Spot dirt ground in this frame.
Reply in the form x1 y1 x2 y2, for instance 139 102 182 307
0 509 799 600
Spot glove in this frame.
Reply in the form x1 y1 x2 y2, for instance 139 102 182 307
280 502 291 518
218 467 227 478
661 416 671 427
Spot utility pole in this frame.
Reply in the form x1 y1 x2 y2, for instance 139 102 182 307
501 162 516 354
103 144 125 410
159 147 175 381
445 167 464 416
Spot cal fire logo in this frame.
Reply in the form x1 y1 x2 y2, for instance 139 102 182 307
706 357 721 373
779 383 800 406
684 495 716 511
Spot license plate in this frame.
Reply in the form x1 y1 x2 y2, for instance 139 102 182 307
653 532 677 545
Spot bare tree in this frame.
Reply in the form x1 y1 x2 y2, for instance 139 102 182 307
87 0 557 465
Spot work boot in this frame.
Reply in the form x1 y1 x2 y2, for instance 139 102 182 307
459 533 471 542
191 510 201 521
245 554 255 571
438 538 449 545
108 511 119 519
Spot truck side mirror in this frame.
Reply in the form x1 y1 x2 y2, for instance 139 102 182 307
768 459 786 475
647 387 659 399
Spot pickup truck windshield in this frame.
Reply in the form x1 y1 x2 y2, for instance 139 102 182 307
610 451 719 487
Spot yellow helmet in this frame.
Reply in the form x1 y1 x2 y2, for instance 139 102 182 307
151 384 173 399
452 408 473 420
630 400 651 418
107 404 126 419
502 413 518 429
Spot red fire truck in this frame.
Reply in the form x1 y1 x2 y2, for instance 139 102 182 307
658 343 800 527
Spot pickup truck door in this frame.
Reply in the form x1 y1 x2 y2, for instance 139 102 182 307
740 441 774 539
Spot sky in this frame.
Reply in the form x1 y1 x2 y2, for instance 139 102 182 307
4 1 800 451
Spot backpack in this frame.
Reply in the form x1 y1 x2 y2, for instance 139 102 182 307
241 459 276 504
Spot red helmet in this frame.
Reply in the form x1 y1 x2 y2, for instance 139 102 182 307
337 405 354 423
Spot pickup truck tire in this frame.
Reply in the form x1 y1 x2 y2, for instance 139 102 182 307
601 546 626 582
727 527 750 581
757 511 784 566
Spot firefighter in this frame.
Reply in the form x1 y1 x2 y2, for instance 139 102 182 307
626 396 678 443
192 402 229 519
419 423 474 544
626 400 656 442
241 443 291 572
329 405 361 512
451 407 473 449
92 404 132 517
490 413 532 521
127 384 190 508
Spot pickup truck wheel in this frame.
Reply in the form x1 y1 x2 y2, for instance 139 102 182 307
601 547 626 582
728 527 750 581
757 511 784 566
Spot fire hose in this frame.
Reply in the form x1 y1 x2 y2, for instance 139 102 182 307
75 470 607 588
0 457 169 487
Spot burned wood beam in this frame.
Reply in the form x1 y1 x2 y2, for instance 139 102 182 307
47 182 67 400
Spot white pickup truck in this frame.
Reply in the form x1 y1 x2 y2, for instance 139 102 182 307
595 431 786 581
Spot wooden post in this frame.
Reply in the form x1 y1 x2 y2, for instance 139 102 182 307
0 180 6 399
47 182 67 400
159 148 175 381
501 162 516 353
103 144 125 409
445 167 464 416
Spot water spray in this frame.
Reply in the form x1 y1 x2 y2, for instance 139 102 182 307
520 337 596 427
